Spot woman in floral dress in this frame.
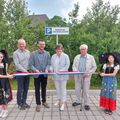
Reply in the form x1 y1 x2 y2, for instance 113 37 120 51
100 54 119 115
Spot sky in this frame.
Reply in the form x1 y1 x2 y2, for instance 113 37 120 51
26 0 120 20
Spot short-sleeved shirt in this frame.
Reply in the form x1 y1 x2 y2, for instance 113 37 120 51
103 64 119 73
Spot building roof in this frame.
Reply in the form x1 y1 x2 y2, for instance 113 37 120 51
29 14 49 27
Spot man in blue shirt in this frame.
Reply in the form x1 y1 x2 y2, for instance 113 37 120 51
29 39 51 112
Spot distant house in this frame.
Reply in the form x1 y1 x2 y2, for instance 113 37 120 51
28 14 49 27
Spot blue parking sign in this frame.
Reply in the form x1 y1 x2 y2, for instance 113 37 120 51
45 27 69 35
45 27 52 35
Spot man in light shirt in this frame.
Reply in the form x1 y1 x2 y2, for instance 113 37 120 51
13 39 30 110
72 44 97 110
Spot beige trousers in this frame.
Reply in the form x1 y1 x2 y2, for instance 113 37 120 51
74 75 91 105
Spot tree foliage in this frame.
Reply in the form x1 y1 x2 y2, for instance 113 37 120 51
68 2 79 24
0 0 44 53
0 0 120 68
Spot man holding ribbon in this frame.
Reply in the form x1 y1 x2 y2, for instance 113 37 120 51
29 39 51 112
72 44 97 110
13 39 30 110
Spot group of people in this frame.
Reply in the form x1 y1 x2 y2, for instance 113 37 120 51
0 38 119 118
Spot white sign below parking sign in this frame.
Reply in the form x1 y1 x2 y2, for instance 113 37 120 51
45 27 69 35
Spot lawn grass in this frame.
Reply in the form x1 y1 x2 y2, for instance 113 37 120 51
11 74 120 90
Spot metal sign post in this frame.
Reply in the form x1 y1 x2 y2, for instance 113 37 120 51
56 35 58 45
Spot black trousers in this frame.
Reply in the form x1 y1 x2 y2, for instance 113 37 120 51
34 75 47 105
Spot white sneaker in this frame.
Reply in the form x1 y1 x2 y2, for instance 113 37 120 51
2 110 8 118
0 110 4 117
60 104 65 111
54 101 60 106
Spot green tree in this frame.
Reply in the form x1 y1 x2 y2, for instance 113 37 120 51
0 0 4 19
46 16 67 27
0 0 13 51
81 0 120 54
68 2 79 25
4 0 34 52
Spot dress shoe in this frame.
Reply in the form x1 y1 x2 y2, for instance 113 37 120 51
36 105 40 112
24 103 30 108
72 102 81 107
84 105 90 111
42 102 50 108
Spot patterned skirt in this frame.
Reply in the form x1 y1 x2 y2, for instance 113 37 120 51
100 76 117 111
0 78 13 105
